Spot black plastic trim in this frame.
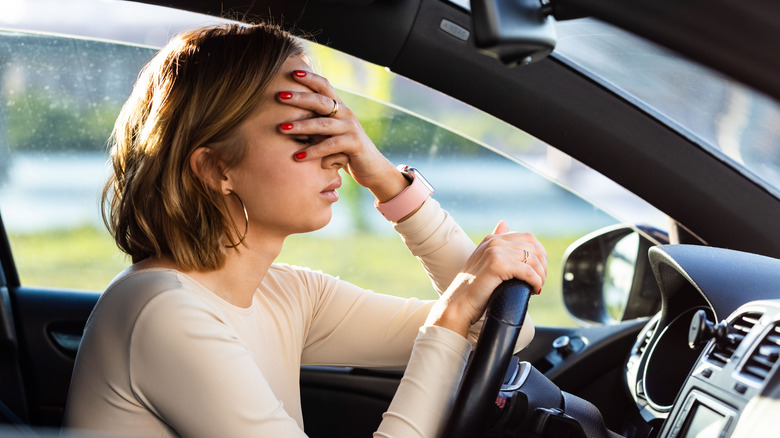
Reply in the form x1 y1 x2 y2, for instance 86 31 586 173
0 215 19 288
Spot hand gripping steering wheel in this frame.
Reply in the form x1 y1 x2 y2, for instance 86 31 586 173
440 279 532 438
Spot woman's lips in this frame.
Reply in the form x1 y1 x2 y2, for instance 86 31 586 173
320 179 341 203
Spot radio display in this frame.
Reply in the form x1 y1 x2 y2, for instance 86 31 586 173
681 401 728 438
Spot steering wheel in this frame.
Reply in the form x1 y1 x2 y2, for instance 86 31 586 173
440 279 532 438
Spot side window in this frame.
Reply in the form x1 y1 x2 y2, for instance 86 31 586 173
0 31 155 289
0 2 223 290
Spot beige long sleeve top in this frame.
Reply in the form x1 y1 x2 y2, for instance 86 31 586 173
63 198 534 437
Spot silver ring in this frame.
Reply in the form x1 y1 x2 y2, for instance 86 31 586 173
327 99 339 117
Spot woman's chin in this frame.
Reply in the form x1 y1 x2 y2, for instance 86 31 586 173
297 211 333 234
312 215 332 232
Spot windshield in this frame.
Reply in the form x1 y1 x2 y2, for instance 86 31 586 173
554 19 780 198
447 0 780 198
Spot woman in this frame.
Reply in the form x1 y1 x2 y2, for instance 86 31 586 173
63 22 547 437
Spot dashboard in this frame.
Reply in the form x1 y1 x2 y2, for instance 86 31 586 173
625 245 780 438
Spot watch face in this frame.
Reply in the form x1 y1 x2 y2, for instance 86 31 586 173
410 168 434 193
399 165 434 193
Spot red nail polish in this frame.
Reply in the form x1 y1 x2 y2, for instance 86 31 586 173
295 151 307 160
535 288 542 295
293 70 307 78
280 123 294 131
279 91 292 100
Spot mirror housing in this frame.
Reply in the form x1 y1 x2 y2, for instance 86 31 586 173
562 225 666 325
470 0 557 66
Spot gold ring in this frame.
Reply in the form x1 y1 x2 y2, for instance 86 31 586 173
328 99 339 117
522 249 529 264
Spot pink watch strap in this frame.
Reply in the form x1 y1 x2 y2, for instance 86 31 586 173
375 169 433 222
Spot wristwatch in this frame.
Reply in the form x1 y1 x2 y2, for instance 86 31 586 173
375 165 434 222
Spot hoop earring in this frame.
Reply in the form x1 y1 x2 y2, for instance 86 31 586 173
225 191 249 248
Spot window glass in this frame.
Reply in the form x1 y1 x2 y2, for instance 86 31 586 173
0 1 224 290
555 19 780 199
0 31 155 289
0 0 666 326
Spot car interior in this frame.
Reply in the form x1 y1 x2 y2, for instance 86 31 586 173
1 0 780 437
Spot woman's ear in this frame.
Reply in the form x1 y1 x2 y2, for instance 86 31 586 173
190 147 230 194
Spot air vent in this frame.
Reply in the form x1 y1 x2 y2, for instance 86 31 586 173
706 312 761 367
742 323 780 383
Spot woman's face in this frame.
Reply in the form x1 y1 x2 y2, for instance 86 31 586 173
225 56 345 241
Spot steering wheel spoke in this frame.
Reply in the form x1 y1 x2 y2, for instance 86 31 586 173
441 279 533 438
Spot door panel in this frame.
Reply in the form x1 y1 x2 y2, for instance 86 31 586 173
11 287 99 426
301 367 402 438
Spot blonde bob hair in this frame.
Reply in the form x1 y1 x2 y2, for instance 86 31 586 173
102 23 304 270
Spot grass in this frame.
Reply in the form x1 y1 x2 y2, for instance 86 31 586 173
8 226 580 326
8 226 130 290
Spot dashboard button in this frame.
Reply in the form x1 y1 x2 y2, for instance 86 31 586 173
735 383 748 394
552 335 574 357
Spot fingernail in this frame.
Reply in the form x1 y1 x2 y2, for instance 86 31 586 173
295 151 307 160
280 123 294 131
534 288 542 295
293 70 307 78
279 91 292 100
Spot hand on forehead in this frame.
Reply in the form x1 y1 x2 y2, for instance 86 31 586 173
266 58 319 120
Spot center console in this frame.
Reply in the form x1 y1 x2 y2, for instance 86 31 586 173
658 301 780 438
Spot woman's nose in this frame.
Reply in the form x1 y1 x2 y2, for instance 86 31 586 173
321 152 348 169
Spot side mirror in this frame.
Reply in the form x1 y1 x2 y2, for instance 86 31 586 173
562 225 666 325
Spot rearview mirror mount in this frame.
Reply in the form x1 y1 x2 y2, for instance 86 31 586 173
470 0 556 66
470 0 590 66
